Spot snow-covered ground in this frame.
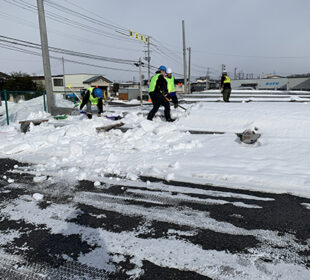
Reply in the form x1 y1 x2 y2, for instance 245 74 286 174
0 94 310 198
1 95 310 279
182 89 310 103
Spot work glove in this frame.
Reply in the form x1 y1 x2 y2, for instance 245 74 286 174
174 103 178 109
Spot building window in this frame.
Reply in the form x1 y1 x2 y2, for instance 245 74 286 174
53 78 63 86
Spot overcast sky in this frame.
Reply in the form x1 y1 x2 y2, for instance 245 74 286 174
0 0 309 81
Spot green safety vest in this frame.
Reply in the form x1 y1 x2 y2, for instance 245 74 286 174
165 76 175 93
87 87 99 105
223 76 231 84
148 73 161 93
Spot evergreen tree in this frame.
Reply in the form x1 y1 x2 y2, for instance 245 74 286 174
3 72 43 91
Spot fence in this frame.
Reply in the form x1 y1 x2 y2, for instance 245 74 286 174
0 90 46 125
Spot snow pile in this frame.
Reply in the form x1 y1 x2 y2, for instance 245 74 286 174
0 94 73 125
0 97 310 197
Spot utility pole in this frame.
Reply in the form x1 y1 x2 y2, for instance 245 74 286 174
37 0 54 114
182 20 187 94
135 58 144 105
147 37 151 85
139 58 142 105
143 37 151 85
206 68 210 90
187 47 191 94
234 67 237 80
62 56 66 93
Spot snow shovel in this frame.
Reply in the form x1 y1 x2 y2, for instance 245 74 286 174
177 104 187 111
164 95 186 111
67 84 82 102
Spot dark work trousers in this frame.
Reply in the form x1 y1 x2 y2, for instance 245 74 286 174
147 92 171 121
169 95 178 106
222 88 231 102
81 96 103 114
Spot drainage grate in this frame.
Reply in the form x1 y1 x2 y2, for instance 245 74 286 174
0 255 108 280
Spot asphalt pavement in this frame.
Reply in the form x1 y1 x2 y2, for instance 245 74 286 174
0 158 309 280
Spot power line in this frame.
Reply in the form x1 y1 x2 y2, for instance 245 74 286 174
0 10 143 54
0 41 142 73
45 0 129 33
3 0 144 45
1 0 207 76
191 49 310 59
0 35 137 65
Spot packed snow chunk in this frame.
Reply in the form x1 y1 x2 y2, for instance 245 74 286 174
126 173 138 181
94 181 101 187
139 119 155 132
65 125 84 137
13 165 18 168
154 124 177 135
172 140 202 151
78 172 87 181
33 175 47 183
5 143 32 155
107 153 118 163
236 129 261 144
69 143 83 157
47 129 66 144
166 173 175 181
33 193 44 201
26 111 50 121
169 162 180 169
7 178 14 183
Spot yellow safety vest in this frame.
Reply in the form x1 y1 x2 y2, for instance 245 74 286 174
224 76 231 84
87 87 99 105
148 73 161 93
165 76 175 93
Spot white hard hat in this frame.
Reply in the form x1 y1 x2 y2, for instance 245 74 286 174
166 68 172 74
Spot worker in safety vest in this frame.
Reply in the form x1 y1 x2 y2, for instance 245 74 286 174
220 71 231 102
147 65 174 122
80 85 104 119
165 68 178 108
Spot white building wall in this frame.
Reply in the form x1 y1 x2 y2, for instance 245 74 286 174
52 74 97 92
231 77 310 90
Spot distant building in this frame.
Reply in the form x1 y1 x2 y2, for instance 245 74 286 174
231 75 310 91
174 78 185 93
192 76 219 92
82 75 112 97
119 81 140 89
31 73 112 95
